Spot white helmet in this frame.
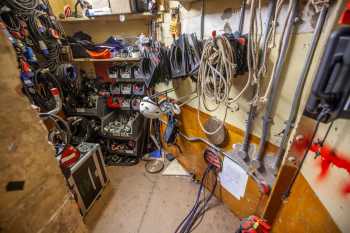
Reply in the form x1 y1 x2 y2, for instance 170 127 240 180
140 97 161 119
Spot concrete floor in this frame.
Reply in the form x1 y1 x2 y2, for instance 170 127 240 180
84 162 240 233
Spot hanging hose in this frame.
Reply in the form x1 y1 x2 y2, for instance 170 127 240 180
253 0 299 170
197 35 249 135
274 5 329 171
240 0 277 161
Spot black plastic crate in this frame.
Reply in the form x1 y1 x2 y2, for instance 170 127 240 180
67 96 111 118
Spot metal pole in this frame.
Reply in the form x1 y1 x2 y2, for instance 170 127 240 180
238 0 246 35
240 0 276 161
252 0 298 171
200 0 205 40
274 6 328 171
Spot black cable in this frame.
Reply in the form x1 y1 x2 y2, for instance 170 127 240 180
175 166 210 233
283 109 330 198
67 117 92 146
175 163 218 233
27 10 61 71
31 69 63 112
3 0 38 13
319 120 334 148
39 113 72 145
0 11 21 32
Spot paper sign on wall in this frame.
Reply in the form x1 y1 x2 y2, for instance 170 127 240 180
219 157 248 200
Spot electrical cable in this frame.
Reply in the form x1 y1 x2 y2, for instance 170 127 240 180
27 10 62 71
67 117 92 146
3 0 38 13
31 69 63 112
39 113 72 145
174 162 218 233
318 120 334 148
283 109 331 198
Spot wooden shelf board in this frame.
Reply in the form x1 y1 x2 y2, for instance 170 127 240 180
73 57 140 62
59 12 159 23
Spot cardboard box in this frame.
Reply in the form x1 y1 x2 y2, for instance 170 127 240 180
109 0 132 14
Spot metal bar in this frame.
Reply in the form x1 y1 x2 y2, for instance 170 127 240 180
240 0 277 160
238 0 246 35
253 0 298 169
200 0 205 40
274 5 329 171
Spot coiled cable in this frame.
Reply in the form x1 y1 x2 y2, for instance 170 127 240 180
3 0 38 13
32 69 63 112
27 10 61 71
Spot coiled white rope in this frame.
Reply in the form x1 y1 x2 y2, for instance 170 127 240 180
197 35 249 135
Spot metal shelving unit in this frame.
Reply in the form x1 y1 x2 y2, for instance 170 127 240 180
59 12 160 23
73 57 141 62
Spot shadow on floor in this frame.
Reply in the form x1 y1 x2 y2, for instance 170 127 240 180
84 162 240 233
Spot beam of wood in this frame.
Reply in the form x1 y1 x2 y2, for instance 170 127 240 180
0 30 88 233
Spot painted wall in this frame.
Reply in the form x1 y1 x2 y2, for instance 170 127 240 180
156 0 317 147
48 0 350 231
158 0 350 232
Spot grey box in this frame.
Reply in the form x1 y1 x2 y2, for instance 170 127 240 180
67 143 109 216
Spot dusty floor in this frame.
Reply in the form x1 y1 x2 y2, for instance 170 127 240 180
84 162 240 233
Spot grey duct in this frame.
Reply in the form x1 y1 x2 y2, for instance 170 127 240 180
273 6 329 171
252 0 299 170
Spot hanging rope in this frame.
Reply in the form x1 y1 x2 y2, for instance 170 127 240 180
259 0 291 103
197 34 251 135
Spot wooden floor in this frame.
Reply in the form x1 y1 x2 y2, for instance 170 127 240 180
84 162 240 233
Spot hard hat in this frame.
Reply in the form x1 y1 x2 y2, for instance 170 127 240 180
140 97 161 119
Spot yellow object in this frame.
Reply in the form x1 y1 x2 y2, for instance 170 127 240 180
170 8 181 38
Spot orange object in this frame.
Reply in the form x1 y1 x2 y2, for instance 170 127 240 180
86 49 112 59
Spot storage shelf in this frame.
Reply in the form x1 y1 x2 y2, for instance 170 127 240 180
109 151 137 157
59 12 159 23
101 131 142 141
73 57 141 62
108 93 145 97
112 78 145 83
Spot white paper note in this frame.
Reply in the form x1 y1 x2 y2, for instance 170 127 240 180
219 157 248 200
